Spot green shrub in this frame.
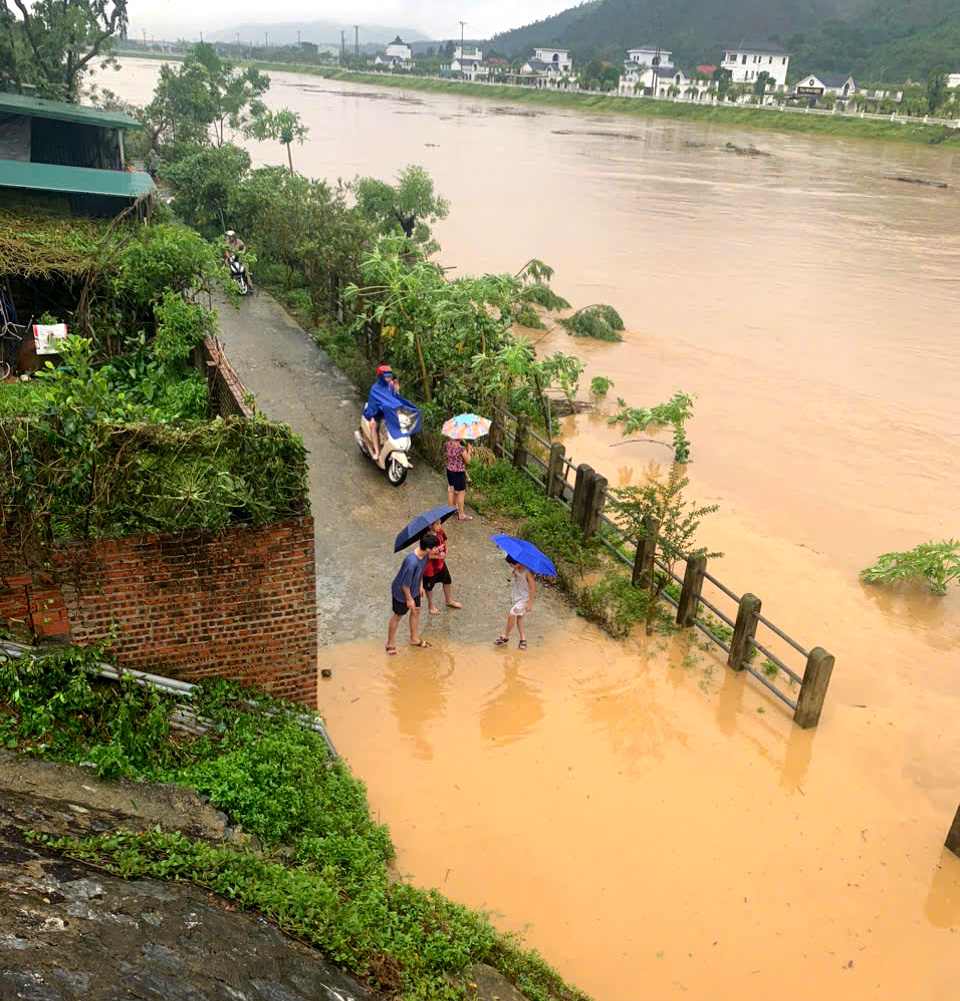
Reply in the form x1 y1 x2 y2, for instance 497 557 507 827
559 305 624 342
861 539 960 595
590 376 614 396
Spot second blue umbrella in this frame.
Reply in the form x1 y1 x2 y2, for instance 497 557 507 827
490 534 557 576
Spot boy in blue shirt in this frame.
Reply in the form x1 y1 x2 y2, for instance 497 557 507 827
386 533 439 655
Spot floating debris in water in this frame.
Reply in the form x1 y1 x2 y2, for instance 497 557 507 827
884 175 948 188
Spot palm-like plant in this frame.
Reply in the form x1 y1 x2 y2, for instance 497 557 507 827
861 540 960 596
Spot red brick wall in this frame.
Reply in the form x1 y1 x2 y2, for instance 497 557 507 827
193 335 253 418
0 517 318 708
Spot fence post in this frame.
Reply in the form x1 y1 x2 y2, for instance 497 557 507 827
583 473 607 539
488 411 505 458
793 647 835 729
632 515 659 587
676 556 707 627
571 463 594 528
546 442 566 499
727 593 761 671
512 414 530 471
947 803 960 857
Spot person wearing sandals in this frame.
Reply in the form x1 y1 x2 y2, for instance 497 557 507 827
445 438 473 521
386 533 440 655
495 556 535 650
422 519 462 615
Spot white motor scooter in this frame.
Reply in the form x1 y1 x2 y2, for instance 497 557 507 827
355 406 418 486
227 253 249 295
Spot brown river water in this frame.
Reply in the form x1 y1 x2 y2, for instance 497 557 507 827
98 61 960 999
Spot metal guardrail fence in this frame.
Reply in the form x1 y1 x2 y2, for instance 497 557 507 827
489 408 835 728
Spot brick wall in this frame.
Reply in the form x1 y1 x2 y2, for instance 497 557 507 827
193 334 253 418
0 516 318 708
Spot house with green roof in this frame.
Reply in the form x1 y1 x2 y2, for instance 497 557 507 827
0 87 156 216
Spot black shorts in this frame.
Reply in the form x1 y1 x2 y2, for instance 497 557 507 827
447 469 467 492
392 594 421 616
423 566 452 590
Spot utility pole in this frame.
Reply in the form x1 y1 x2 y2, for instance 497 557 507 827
199 30 204 43
236 31 240 49
264 31 269 51
142 28 146 49
297 30 301 49
354 25 359 58
341 31 346 63
458 20 466 79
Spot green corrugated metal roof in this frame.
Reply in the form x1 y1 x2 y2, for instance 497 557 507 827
0 160 156 198
0 91 141 129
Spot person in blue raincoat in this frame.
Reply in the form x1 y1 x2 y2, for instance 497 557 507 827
363 365 401 460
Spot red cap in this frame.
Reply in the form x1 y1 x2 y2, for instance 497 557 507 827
377 365 393 375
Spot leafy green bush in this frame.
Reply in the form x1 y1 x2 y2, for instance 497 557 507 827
861 539 960 595
522 283 570 311
590 376 614 397
578 569 654 637
468 459 550 520
514 301 546 329
0 380 43 417
522 504 601 577
0 413 310 542
559 304 624 341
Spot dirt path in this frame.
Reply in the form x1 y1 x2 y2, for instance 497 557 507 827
215 290 571 653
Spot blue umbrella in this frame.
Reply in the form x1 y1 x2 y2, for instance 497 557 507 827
394 505 458 552
490 535 557 576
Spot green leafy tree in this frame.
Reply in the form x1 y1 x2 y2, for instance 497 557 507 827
820 93 837 110
608 467 721 634
755 70 770 95
608 392 695 463
163 144 252 234
185 42 270 146
352 165 450 256
0 0 128 101
247 105 309 173
861 540 960 596
927 66 949 114
713 66 732 100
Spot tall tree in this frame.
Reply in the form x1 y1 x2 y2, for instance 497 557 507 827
246 105 308 173
927 66 948 114
1 0 128 101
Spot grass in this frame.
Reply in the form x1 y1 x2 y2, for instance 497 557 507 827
1 643 590 1001
0 379 44 417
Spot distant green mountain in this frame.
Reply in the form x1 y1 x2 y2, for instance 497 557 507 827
489 0 960 81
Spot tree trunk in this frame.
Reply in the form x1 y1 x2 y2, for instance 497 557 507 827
413 330 431 402
287 143 294 174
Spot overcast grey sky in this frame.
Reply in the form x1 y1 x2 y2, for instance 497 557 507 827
130 1 574 40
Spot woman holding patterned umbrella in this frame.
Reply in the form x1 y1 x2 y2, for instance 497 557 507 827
442 413 491 522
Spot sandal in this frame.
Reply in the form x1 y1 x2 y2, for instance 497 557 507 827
385 645 397 656
411 639 432 648
518 640 527 650
494 636 509 646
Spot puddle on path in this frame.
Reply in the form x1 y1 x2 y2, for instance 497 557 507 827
320 624 960 1000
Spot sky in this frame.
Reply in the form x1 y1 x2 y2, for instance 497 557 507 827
128 1 576 40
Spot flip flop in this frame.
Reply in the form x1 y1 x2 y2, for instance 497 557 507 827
411 639 432 648
385 645 397 656
494 636 509 646
518 639 527 650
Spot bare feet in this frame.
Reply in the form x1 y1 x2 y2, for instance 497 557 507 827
446 601 462 609
428 606 441 615
458 514 473 521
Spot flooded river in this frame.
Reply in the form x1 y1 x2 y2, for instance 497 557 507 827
99 61 960 1000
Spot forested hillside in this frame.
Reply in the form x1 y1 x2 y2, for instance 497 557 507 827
489 0 960 80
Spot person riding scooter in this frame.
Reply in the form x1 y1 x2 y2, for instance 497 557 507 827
362 365 400 460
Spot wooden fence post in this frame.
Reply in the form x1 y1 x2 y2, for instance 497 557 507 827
946 802 960 857
489 412 504 458
676 556 707 627
571 463 593 528
546 442 566 499
583 473 607 539
512 414 530 471
793 647 835 729
727 593 761 671
632 515 659 587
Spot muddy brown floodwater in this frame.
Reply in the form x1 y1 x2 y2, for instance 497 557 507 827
100 60 960 1000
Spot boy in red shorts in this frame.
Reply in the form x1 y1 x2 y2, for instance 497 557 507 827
422 518 463 615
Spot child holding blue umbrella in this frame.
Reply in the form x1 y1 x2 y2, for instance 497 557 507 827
495 556 536 650
491 535 556 651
